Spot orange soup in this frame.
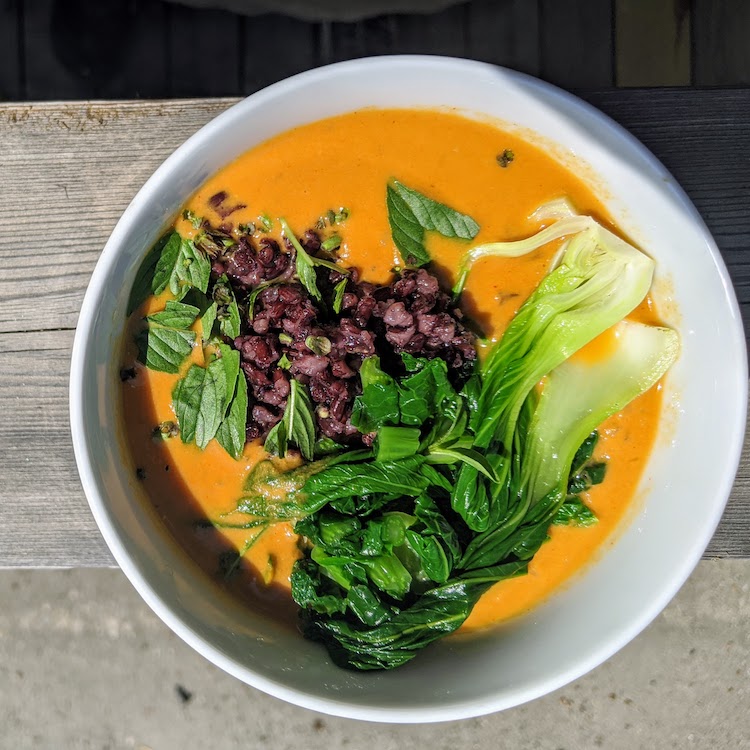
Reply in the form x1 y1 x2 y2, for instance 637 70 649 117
121 109 665 654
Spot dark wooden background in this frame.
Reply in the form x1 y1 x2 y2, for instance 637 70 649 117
1 0 749 101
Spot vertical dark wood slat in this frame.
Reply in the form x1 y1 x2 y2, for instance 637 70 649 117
390 3 469 57
240 13 317 94
466 0 540 76
166 3 240 97
98 0 169 99
24 0 91 99
694 0 750 85
0 0 21 100
615 0 691 86
24 0 169 100
323 15 399 63
540 0 614 89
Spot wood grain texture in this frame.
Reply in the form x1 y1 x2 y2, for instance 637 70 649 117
615 0 691 86
466 0 540 75
0 93 748 566
167 2 240 97
693 0 750 85
240 14 317 94
540 0 615 88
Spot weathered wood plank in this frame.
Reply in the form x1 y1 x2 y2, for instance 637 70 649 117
540 0 615 88
0 93 748 565
0 99 235 335
0 0 22 100
466 0 540 76
693 0 750 85
615 0 691 87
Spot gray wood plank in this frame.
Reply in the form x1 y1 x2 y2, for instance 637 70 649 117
540 0 614 88
0 94 748 566
466 0 540 76
694 0 750 85
615 0 691 87
583 89 750 335
0 0 22 100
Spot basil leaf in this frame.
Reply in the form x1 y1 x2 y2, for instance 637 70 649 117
220 294 241 339
280 218 322 301
386 184 429 267
169 237 211 300
393 181 480 241
151 232 182 298
216 368 248 459
136 300 199 373
172 364 206 444
265 379 316 460
194 346 242 449
332 278 347 314
127 232 172 315
200 301 218 343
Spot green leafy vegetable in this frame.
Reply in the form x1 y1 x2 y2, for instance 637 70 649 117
200 301 218 344
386 180 480 268
553 498 597 527
127 232 173 315
280 218 349 302
136 300 199 373
332 278 347 314
172 344 242 452
265 379 316 461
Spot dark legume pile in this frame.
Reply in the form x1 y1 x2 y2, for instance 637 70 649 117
208 224 476 444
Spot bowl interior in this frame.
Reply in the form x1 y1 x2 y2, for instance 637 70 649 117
70 57 747 723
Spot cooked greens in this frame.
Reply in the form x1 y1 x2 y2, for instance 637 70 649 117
218 204 679 671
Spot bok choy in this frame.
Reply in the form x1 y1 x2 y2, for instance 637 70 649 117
221 201 679 671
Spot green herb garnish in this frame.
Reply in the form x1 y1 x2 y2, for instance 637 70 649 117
496 149 514 168
264 379 316 461
136 300 199 374
386 180 479 267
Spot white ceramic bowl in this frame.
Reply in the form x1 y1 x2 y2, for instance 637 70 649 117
70 57 747 723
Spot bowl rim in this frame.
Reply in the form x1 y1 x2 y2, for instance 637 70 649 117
70 54 748 723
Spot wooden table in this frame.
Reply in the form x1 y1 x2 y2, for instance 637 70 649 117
1 90 748 566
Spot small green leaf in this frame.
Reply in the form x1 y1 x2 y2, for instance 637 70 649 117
332 278 347 314
128 232 172 315
172 365 207 444
265 379 316 460
136 300 199 373
169 237 211 300
393 181 480 241
152 232 182 297
200 301 218 344
217 370 248 459
386 184 429 267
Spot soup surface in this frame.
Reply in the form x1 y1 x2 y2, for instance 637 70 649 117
121 108 663 635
